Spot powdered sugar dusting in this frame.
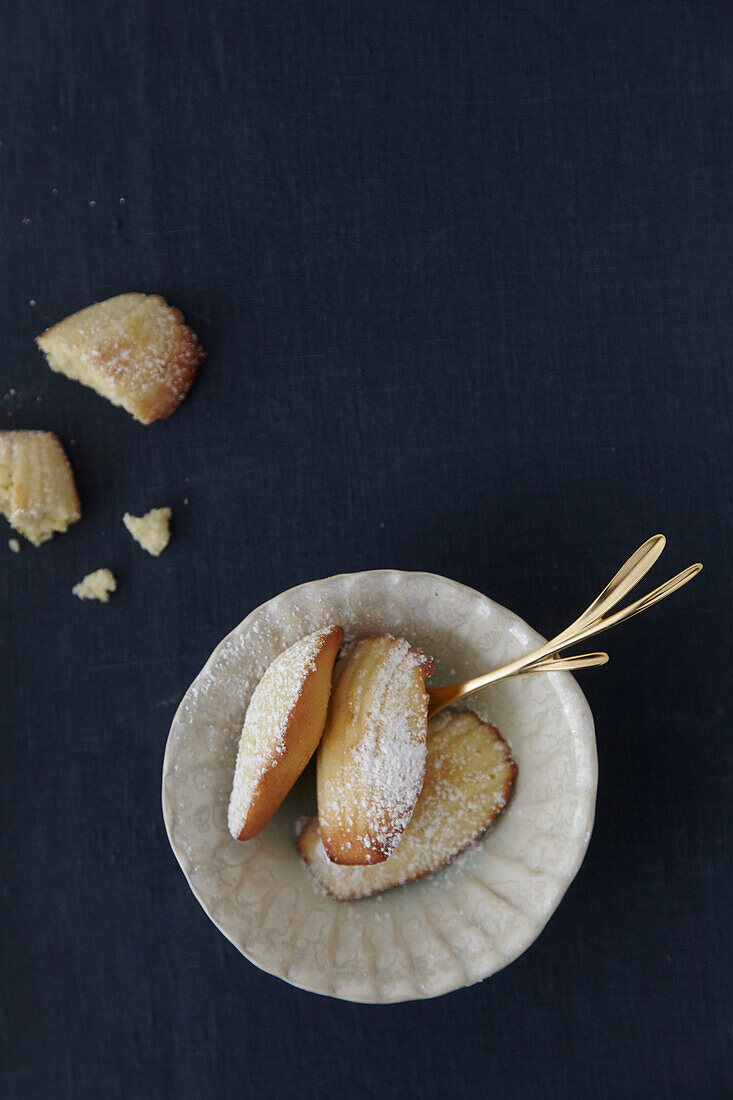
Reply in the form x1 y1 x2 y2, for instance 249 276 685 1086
301 710 517 900
319 636 433 860
227 626 336 838
351 638 428 852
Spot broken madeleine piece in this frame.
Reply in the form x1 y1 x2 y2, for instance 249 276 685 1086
72 568 117 603
299 710 517 900
123 506 172 556
36 293 206 424
0 430 80 546
228 625 344 842
317 635 433 867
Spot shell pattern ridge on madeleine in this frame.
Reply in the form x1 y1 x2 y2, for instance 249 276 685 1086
298 709 517 900
228 625 343 841
317 634 434 866
36 292 206 424
0 430 80 545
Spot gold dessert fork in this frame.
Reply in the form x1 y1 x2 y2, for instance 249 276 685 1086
427 534 702 718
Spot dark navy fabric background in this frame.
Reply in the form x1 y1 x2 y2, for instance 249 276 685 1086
2 2 730 1096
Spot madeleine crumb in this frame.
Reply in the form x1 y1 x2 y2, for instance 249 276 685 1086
72 568 117 603
122 506 171 556
8 538 20 553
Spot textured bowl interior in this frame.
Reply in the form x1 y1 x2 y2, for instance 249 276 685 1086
162 571 597 1003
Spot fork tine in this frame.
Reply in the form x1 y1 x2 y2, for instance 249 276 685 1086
558 563 702 649
553 534 666 645
595 563 703 630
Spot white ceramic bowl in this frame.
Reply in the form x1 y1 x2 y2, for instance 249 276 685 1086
162 570 597 1003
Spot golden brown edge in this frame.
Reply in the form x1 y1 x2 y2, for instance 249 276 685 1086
231 624 344 841
121 298 207 425
50 432 82 522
